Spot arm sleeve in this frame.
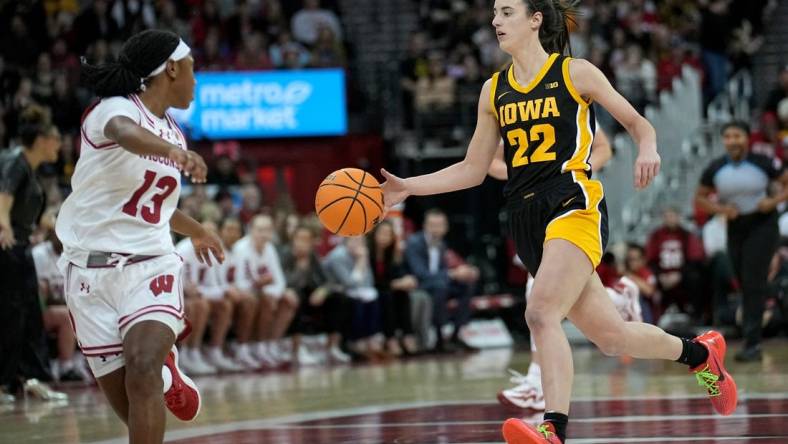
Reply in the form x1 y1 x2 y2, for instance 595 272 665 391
0 157 25 195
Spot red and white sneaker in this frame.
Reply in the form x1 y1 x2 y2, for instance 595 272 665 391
502 419 562 444
163 346 201 421
691 331 737 416
497 370 546 411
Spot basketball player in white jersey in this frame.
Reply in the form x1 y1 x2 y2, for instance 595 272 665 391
56 30 223 442
233 214 300 367
32 210 86 383
176 220 246 373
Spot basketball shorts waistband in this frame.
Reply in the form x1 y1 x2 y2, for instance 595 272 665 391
504 171 588 211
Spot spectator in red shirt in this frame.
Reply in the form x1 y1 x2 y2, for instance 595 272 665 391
657 42 703 93
595 252 621 288
646 207 706 321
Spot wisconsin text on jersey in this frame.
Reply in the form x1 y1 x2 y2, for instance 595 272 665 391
138 154 180 169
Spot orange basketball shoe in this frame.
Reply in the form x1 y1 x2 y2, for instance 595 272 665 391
691 331 737 416
163 346 202 421
502 419 563 444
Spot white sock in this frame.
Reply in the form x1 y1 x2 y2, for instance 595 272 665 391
161 366 173 393
181 346 192 357
190 348 202 361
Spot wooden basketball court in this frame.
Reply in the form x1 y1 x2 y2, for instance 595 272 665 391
2 343 787 443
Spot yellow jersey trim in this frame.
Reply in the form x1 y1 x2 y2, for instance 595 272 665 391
489 72 500 120
561 57 591 105
544 171 605 267
562 102 593 173
507 53 559 95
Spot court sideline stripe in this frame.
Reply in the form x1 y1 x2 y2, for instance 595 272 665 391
87 396 788 444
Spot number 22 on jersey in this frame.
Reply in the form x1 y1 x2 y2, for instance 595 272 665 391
507 124 556 167
122 169 178 224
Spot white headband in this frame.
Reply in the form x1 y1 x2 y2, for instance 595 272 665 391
146 39 191 78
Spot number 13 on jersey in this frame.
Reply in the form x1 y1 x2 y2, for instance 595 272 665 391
507 124 556 167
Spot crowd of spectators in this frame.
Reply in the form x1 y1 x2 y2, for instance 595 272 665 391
583 195 788 345
174 191 484 371
28 181 484 379
400 0 777 138
3 0 788 389
0 0 348 150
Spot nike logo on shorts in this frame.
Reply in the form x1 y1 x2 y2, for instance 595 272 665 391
562 196 577 207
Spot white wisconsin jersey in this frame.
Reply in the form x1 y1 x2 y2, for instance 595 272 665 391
176 238 231 300
57 94 186 266
231 236 286 297
32 241 65 302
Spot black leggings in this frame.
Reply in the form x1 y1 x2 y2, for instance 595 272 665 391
289 289 353 336
727 211 779 348
0 245 51 390
379 290 413 339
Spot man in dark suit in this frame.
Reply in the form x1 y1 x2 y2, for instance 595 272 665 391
405 209 478 352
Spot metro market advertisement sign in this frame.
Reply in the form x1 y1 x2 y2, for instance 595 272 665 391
171 69 347 139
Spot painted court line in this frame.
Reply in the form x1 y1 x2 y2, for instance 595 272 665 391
88 396 788 444
569 438 786 443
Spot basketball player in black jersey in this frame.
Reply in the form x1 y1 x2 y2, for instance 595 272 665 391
381 1 737 443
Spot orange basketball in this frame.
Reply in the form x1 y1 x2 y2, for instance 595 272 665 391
315 168 384 236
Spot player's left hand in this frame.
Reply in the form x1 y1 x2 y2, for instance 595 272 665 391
170 149 208 183
634 147 660 189
191 227 224 266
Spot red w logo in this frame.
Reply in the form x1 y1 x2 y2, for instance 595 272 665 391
149 274 175 297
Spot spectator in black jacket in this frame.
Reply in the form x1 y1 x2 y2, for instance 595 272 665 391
282 225 352 364
368 221 419 356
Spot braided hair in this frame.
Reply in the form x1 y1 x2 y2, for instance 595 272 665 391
80 30 181 98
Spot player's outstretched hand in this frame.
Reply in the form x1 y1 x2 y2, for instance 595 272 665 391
380 168 410 214
170 149 208 183
191 227 225 266
634 147 660 189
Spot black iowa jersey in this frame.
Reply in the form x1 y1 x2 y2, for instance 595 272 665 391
490 53 596 199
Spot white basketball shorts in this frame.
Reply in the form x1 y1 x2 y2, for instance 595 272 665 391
62 253 185 378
